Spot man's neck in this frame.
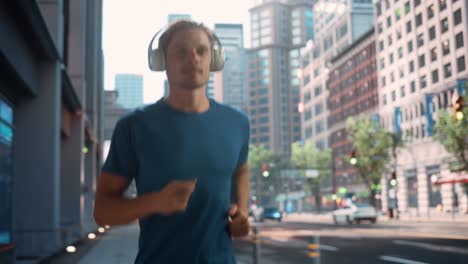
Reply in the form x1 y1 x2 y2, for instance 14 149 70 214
165 87 210 113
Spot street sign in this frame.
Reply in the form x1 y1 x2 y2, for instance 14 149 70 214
305 169 319 178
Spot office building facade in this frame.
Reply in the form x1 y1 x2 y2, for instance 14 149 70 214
115 73 143 109
374 0 468 214
300 0 374 149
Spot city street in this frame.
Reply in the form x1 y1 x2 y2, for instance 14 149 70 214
234 215 468 264
40 214 468 264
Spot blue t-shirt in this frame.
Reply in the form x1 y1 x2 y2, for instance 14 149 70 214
102 98 250 264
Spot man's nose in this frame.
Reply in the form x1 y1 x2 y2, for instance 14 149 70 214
188 48 200 63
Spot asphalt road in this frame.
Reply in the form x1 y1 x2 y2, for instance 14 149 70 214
233 220 468 264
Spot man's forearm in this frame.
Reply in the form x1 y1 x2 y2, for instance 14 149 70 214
235 164 250 214
94 192 159 226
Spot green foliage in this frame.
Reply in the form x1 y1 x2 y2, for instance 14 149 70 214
248 144 275 174
346 116 394 191
433 94 468 170
290 141 332 186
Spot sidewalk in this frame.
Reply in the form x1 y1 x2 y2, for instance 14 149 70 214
44 223 256 264
78 224 139 264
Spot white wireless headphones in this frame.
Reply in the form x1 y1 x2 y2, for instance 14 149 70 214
147 23 225 72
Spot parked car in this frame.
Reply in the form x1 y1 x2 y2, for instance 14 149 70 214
332 202 378 224
259 207 283 222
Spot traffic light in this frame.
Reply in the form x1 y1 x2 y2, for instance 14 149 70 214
390 171 397 186
349 149 357 165
262 164 269 177
453 95 464 121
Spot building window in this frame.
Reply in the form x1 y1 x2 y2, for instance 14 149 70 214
441 18 449 33
444 63 452 78
442 40 450 56
405 1 411 14
314 85 322 96
383 94 387 105
387 16 392 27
439 0 447 11
392 90 396 101
456 32 464 49
391 72 395 83
454 9 462 26
410 80 416 93
417 34 424 47
414 0 421 7
457 56 466 72
431 48 437 61
395 8 401 21
389 53 394 64
432 69 439 83
409 60 415 72
397 30 402 40
415 13 422 27
418 54 425 67
400 86 406 97
408 40 414 53
398 47 403 58
406 21 412 33
380 58 385 69
379 41 384 51
429 26 436 40
420 75 427 88
428 5 435 19
388 34 393 46
382 76 386 86
0 98 13 248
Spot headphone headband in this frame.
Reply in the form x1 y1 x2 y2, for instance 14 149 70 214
147 24 225 72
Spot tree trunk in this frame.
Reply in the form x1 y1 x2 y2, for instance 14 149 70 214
314 184 322 214
369 189 377 208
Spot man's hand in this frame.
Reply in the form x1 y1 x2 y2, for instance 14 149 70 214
228 204 250 238
152 179 197 215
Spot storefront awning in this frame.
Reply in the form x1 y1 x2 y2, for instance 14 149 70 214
433 171 468 185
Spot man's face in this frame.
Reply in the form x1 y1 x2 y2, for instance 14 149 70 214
165 28 212 90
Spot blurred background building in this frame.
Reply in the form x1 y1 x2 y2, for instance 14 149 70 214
115 73 144 109
375 0 468 215
247 0 315 156
214 24 247 112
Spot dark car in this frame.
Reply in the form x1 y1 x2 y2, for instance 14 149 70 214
260 207 283 222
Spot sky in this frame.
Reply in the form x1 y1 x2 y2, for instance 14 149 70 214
102 0 254 103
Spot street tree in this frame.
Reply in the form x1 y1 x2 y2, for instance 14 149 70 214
346 116 394 207
290 141 331 213
434 93 468 213
248 144 277 205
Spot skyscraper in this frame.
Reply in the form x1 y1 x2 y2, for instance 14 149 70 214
247 0 315 155
214 24 247 112
115 73 144 109
300 0 374 149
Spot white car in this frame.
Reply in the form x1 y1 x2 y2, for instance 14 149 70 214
332 202 378 224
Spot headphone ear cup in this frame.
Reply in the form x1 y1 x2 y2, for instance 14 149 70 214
149 49 165 71
210 47 225 72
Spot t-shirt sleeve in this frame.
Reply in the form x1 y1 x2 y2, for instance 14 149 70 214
236 115 250 168
102 115 138 181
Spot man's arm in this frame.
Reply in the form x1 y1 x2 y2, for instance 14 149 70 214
232 163 250 214
94 172 159 226
94 172 196 226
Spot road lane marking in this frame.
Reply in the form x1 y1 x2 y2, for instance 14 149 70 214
320 244 339 251
308 243 319 249
393 239 468 255
379 255 428 264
